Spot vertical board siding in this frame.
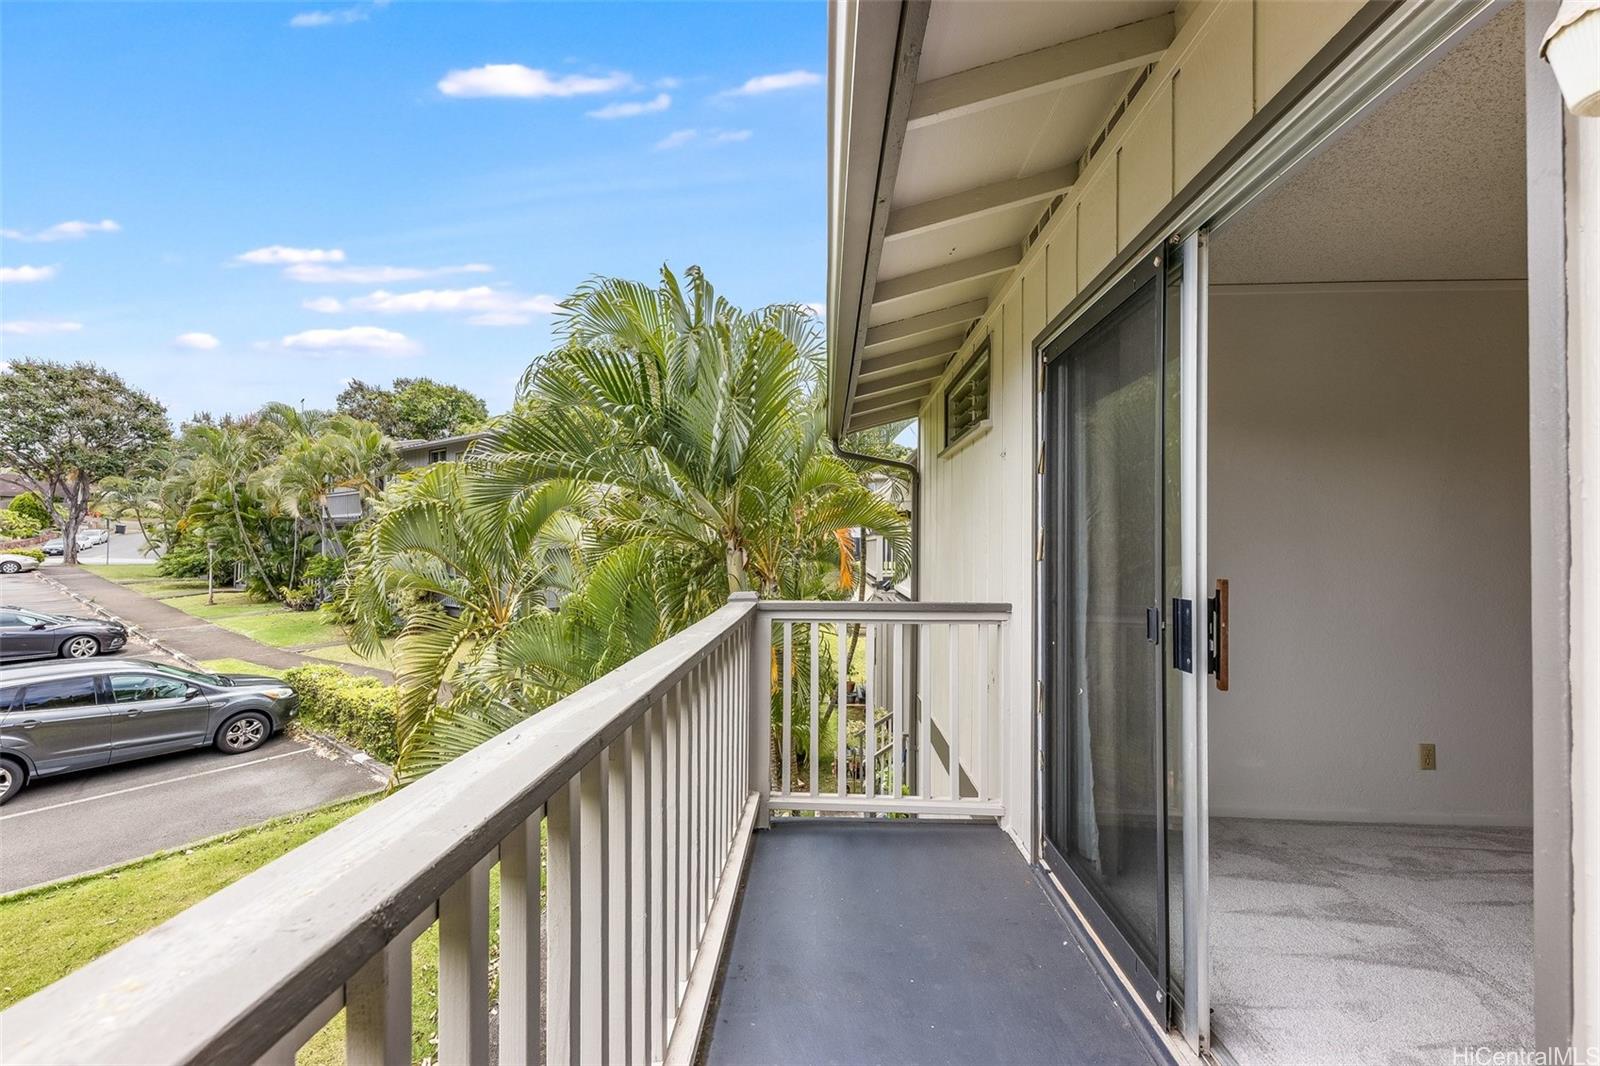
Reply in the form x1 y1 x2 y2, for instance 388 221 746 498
913 0 1364 856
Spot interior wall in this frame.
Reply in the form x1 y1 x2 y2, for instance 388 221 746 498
1208 283 1532 825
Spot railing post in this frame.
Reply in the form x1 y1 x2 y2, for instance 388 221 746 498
734 592 769 829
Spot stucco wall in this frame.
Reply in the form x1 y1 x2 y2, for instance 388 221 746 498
1207 283 1532 825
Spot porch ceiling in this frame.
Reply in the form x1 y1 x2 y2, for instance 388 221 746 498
827 0 1177 437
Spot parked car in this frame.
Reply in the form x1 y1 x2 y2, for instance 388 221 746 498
0 553 41 575
0 607 128 661
0 659 299 803
40 529 109 556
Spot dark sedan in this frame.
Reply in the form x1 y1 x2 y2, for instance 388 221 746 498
0 659 299 803
0 606 128 662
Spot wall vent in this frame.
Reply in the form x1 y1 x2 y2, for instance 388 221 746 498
1022 63 1158 255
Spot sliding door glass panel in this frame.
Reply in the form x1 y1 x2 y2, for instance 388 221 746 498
1046 272 1165 971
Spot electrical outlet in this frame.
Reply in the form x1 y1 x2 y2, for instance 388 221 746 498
1419 743 1437 771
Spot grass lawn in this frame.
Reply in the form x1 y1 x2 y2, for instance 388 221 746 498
79 562 162 580
199 657 288 678
0 787 529 1066
0 796 377 1010
306 639 395 670
163 590 277 621
159 591 345 650
223 610 344 649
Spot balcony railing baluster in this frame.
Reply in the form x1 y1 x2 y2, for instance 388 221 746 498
0 594 1010 1066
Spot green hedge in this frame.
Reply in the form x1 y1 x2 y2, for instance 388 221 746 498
5 546 45 562
282 665 398 763
0 511 43 539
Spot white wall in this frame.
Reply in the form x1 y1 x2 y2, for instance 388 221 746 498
1208 283 1532 825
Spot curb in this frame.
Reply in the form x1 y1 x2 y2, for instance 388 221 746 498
293 726 393 784
32 569 205 669
0 788 385 903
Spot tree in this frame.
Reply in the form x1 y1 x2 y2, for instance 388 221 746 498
0 360 170 563
340 265 910 778
335 377 488 441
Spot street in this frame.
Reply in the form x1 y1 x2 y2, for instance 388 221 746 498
43 526 162 567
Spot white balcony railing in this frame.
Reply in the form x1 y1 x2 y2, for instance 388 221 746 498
0 596 1009 1066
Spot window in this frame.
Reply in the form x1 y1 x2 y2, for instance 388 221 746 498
110 674 190 703
427 448 448 464
944 339 992 448
21 676 99 712
0 686 17 712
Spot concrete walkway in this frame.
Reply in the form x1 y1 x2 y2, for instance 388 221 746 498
39 568 391 681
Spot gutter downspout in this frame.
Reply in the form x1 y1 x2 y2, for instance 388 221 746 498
832 440 919 602
834 436 924 799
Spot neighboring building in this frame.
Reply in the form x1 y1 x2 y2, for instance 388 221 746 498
0 472 65 513
393 431 486 469
5 5 1597 1066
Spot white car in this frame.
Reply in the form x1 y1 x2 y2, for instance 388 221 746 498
0 553 42 575
41 529 108 556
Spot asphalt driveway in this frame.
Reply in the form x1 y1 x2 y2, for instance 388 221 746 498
1 570 388 893
0 734 384 893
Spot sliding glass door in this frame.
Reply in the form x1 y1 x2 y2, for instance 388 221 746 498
1042 253 1180 1020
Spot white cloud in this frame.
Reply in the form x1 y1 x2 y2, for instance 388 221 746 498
236 245 346 265
0 265 57 284
283 262 492 284
1 320 83 335
282 326 418 356
803 302 826 318
173 332 221 350
289 0 386 28
655 128 749 150
345 285 559 326
466 311 535 327
1 219 121 242
437 64 632 99
655 129 698 151
722 69 822 96
654 76 682 90
587 92 671 120
302 296 344 313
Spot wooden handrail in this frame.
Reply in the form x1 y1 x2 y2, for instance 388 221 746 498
0 594 760 1065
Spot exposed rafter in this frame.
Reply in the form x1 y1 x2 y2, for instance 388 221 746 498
856 366 941 401
884 166 1077 241
906 14 1174 130
863 299 986 351
850 397 925 427
858 336 961 381
871 246 1022 309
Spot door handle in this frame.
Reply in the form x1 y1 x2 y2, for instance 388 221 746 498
20 719 39 729
1207 579 1230 691
125 710 143 717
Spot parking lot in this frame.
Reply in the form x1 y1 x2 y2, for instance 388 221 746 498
0 571 385 893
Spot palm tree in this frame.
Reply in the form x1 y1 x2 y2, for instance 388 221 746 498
339 462 587 777
347 265 911 779
477 265 908 616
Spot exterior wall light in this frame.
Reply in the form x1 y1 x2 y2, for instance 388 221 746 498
1543 1 1600 116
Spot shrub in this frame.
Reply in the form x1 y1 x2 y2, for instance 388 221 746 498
279 585 319 612
7 491 51 527
304 554 345 583
6 547 45 563
282 664 398 763
0 511 42 539
157 535 212 578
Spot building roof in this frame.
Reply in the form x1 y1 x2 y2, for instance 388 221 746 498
827 0 1175 436
392 431 487 454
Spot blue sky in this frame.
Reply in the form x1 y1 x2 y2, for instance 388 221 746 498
0 0 827 422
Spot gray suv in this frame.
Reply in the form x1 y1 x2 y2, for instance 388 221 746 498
0 659 299 804
0 606 128 662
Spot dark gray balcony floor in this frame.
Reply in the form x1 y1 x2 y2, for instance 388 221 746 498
704 820 1169 1066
